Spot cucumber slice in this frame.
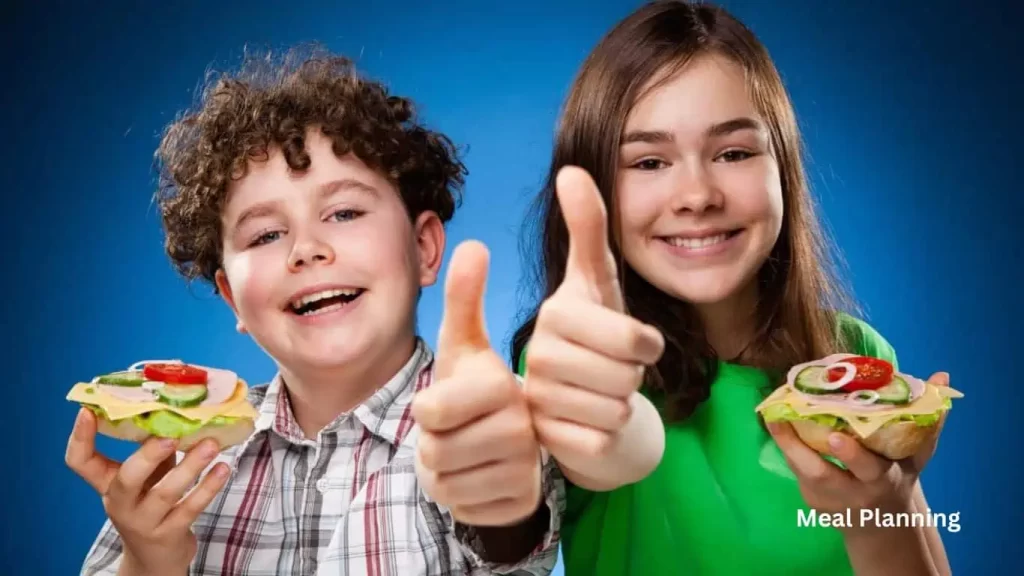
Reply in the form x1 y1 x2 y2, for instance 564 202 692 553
873 376 911 404
795 366 911 404
156 384 208 408
96 371 145 387
793 366 834 395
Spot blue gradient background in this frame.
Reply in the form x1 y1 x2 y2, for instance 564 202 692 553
4 0 1019 573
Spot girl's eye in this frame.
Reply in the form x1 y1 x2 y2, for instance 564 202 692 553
717 150 755 163
631 158 667 170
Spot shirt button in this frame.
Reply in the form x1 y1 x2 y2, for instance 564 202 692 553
316 478 329 493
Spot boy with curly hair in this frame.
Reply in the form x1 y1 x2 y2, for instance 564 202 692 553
65 46 564 575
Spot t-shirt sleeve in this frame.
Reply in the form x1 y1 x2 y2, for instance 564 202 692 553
515 346 528 379
836 312 899 370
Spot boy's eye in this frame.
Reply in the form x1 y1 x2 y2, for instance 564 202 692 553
631 158 667 171
249 230 281 247
716 149 755 163
329 209 362 222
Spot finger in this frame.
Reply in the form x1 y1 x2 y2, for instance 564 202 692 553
526 332 649 398
140 439 222 519
430 459 540 508
452 493 542 527
927 373 951 437
412 354 516 432
65 408 121 494
767 422 845 485
534 415 613 459
909 374 950 472
418 406 536 474
142 454 177 493
536 297 663 364
826 432 889 483
556 166 621 309
928 371 950 388
436 240 490 373
106 436 179 504
162 462 232 530
525 376 631 432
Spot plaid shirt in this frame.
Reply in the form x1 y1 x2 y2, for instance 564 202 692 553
81 340 564 575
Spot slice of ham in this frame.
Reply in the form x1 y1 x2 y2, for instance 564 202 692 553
792 389 903 412
98 362 239 407
902 374 926 399
98 384 157 403
192 366 240 406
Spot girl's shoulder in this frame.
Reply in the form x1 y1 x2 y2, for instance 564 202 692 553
834 312 899 369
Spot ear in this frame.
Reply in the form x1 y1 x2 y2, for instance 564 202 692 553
413 211 445 288
215 269 247 334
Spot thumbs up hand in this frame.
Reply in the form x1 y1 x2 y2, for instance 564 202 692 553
524 166 666 487
412 241 543 527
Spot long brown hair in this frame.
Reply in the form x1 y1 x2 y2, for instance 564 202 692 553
510 0 858 421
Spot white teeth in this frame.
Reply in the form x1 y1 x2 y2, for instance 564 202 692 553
665 234 729 249
290 288 359 310
301 302 346 316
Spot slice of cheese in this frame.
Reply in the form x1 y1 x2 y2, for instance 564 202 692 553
755 383 964 438
67 380 258 424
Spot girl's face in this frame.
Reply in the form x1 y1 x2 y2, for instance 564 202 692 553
615 54 784 311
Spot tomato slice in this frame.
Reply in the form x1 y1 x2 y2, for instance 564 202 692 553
827 356 893 391
143 363 208 385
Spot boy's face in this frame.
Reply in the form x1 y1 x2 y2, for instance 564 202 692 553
215 128 444 374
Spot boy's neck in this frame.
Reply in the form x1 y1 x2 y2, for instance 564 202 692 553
278 333 418 439
698 281 759 361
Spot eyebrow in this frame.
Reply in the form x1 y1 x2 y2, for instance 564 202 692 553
230 178 380 233
621 117 765 145
707 117 765 138
231 203 279 235
317 177 380 200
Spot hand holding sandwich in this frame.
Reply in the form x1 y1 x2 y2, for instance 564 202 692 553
767 371 954 576
766 371 951 515
65 409 231 576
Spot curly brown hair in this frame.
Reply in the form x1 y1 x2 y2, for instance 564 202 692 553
155 45 467 289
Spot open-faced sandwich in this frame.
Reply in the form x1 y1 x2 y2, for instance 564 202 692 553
756 354 963 460
67 360 258 450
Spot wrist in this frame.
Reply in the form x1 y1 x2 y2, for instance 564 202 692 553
839 499 912 540
839 504 937 576
117 553 144 576
118 553 187 576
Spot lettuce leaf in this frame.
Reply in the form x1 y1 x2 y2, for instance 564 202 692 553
760 397 951 430
84 405 242 438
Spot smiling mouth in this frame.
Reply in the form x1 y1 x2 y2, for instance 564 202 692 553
287 288 366 316
658 230 742 249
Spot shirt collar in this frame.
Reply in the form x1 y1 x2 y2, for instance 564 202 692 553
253 339 434 447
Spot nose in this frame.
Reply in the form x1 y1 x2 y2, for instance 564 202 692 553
669 162 724 214
287 232 335 272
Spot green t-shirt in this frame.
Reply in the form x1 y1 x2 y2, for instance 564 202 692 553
517 315 897 575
